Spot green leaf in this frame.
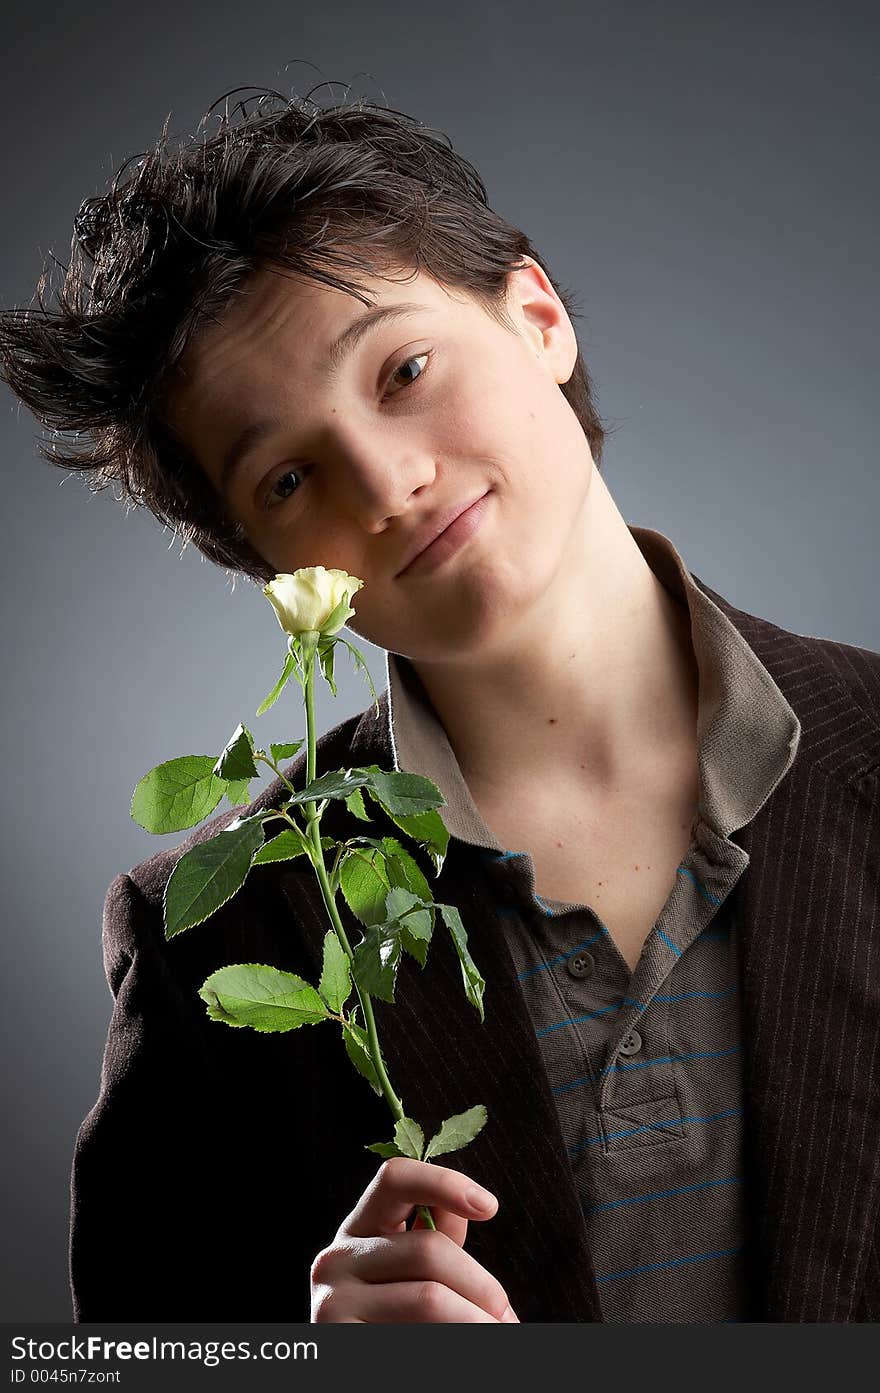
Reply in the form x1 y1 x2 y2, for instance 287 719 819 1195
338 846 393 928
438 903 486 1021
225 778 251 807
318 930 351 1013
360 768 446 818
338 846 433 947
393 1117 425 1161
338 840 435 951
164 816 267 938
379 807 451 876
198 963 330 1031
317 637 337 697
269 740 304 763
351 926 402 1003
348 885 437 999
344 786 371 822
131 755 227 834
423 1105 488 1160
256 649 298 717
322 595 356 635
365 1140 406 1159
343 1020 382 1097
286 768 373 808
399 916 432 968
335 636 380 715
384 885 433 968
251 826 312 865
383 838 434 910
214 723 259 782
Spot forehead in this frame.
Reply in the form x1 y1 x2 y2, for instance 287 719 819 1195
166 264 472 429
186 264 471 375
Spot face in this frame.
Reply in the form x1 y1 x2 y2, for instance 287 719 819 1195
167 256 595 663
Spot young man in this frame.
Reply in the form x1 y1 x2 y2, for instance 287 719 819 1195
2 91 878 1324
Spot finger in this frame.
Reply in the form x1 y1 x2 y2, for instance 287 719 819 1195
346 1278 504 1324
342 1157 498 1239
348 1229 514 1321
410 1205 468 1247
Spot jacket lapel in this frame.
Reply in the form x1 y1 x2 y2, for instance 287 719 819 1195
693 576 880 1321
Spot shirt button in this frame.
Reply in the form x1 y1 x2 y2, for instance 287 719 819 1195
619 1028 643 1056
566 951 595 979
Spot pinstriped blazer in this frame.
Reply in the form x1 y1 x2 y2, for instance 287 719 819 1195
69 576 880 1323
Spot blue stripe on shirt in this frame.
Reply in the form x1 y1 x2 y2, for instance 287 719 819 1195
657 928 682 956
583 1175 740 1214
676 864 724 904
537 1003 623 1037
553 1045 741 1093
535 984 737 1037
595 1246 742 1284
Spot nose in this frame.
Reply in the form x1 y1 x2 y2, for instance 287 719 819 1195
338 430 438 534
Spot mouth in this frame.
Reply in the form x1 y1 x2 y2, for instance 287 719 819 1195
396 489 492 579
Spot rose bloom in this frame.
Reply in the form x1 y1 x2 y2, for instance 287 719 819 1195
263 567 363 637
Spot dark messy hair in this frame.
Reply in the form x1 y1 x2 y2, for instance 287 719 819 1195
0 83 608 585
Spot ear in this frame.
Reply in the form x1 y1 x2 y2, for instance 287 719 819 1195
503 256 578 385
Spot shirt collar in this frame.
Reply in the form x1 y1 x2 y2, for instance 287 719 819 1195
380 524 801 849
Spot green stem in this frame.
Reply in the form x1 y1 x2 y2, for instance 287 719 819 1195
299 637 436 1233
255 753 298 801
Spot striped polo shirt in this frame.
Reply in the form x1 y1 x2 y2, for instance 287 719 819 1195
381 523 802 1323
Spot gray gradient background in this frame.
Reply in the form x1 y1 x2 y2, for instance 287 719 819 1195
2 0 877 1322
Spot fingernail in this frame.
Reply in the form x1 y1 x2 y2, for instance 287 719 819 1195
466 1185 496 1212
501 1303 519 1322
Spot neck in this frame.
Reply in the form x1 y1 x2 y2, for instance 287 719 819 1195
408 472 701 807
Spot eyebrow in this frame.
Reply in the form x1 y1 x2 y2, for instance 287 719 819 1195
218 301 432 504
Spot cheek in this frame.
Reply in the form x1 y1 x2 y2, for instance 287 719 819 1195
255 511 358 577
437 349 522 444
342 599 400 656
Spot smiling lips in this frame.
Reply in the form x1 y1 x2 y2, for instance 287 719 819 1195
396 490 492 577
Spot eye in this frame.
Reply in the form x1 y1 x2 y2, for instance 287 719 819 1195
384 350 431 398
263 464 306 511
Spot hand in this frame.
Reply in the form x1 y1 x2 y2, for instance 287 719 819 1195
310 1156 520 1323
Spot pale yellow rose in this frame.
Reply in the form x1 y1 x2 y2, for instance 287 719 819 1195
263 567 364 638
